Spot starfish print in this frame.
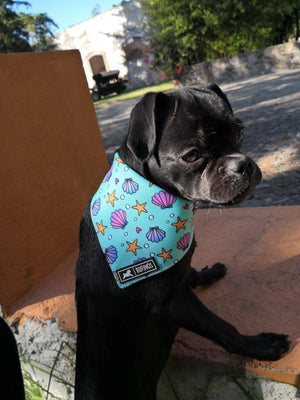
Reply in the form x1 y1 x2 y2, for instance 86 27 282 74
132 200 147 216
114 272 120 281
106 190 118 207
172 216 187 232
96 220 107 235
116 157 124 166
157 248 172 262
126 239 141 255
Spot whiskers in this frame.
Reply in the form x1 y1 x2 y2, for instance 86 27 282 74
204 201 224 216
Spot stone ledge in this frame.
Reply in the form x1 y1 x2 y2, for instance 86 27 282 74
173 205 300 388
8 206 300 391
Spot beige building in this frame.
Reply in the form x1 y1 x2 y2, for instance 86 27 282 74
54 0 158 90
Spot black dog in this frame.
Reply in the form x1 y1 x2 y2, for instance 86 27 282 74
0 317 25 400
75 84 289 399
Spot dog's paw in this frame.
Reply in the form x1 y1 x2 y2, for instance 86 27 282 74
190 263 227 288
204 263 227 279
244 332 290 361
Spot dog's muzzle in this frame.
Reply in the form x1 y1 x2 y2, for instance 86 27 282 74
217 154 262 183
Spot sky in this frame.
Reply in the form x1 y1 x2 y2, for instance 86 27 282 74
19 0 123 33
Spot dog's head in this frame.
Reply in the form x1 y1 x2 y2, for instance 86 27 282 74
120 84 261 206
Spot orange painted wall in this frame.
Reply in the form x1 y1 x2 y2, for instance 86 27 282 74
0 50 109 313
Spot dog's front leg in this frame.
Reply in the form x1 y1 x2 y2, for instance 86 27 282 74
189 263 227 288
166 286 289 361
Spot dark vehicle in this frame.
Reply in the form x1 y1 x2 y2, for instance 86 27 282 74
90 70 127 101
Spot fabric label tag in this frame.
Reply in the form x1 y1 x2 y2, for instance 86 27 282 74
117 258 159 284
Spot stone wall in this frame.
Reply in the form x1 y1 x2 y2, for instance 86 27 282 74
180 41 300 85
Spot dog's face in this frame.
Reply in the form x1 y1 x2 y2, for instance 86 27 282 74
123 84 261 206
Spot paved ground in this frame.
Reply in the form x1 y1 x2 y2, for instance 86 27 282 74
95 69 300 207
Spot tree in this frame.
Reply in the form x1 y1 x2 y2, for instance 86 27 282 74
0 0 57 53
141 0 299 78
19 12 58 51
0 0 31 52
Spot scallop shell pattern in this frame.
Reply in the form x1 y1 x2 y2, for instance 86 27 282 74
146 227 166 243
92 198 101 216
110 209 128 229
105 164 113 182
105 245 118 264
122 178 139 194
151 191 176 209
177 233 191 251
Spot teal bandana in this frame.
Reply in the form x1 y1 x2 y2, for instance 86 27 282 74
90 152 194 289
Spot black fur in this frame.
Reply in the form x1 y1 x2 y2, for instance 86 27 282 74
0 317 25 400
75 85 289 400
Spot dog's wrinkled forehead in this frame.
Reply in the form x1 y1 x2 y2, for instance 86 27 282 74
125 83 242 163
166 85 234 128
158 85 242 151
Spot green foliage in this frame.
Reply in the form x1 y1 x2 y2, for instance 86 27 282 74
141 0 299 78
0 0 57 53
23 367 49 400
0 0 31 52
19 12 58 51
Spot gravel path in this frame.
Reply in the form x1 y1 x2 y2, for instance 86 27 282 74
95 69 300 208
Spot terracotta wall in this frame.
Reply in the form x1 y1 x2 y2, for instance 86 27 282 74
0 50 109 313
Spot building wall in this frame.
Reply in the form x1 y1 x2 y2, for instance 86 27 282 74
54 0 158 90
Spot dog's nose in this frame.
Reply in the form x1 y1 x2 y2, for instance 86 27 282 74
232 158 254 175
219 155 255 176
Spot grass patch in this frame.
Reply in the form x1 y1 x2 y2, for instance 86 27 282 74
22 342 75 400
93 80 175 108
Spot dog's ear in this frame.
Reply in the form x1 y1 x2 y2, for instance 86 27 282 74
127 92 169 162
208 83 233 114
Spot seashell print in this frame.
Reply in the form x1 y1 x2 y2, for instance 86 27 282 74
105 165 113 182
105 245 118 264
151 191 176 209
92 198 101 216
146 226 166 243
122 178 139 194
133 257 147 264
110 209 128 229
177 233 191 251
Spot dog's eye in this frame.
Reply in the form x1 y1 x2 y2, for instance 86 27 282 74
182 150 200 163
